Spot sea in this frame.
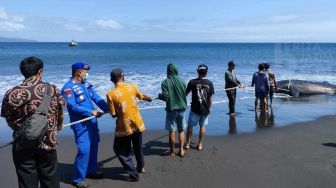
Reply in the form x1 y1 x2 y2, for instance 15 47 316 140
0 43 335 142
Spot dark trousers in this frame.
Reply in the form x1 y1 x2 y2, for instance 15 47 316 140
113 132 144 179
12 144 60 188
226 89 237 113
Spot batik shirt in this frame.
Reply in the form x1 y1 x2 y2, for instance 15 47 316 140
1 76 65 150
106 83 145 137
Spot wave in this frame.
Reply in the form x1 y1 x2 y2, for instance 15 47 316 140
0 71 335 108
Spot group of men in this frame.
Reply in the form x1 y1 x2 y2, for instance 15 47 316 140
0 56 275 188
224 61 277 115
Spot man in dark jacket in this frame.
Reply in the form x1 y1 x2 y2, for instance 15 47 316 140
225 61 244 116
1 56 65 188
158 64 187 157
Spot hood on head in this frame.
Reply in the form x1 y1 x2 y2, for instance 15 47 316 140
167 63 178 77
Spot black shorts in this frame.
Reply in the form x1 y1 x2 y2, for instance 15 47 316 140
269 85 274 97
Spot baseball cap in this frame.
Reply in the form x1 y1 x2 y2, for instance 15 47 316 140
72 62 90 70
110 68 124 82
198 64 208 71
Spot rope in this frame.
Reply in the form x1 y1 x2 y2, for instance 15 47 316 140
0 87 249 149
0 114 101 149
217 86 251 92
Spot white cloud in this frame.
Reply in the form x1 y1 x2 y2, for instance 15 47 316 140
0 21 25 31
0 8 25 31
65 24 84 31
95 19 122 30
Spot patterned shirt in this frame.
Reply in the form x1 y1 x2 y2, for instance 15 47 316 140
106 83 145 137
1 76 65 150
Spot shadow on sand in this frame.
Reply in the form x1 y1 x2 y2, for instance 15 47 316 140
322 143 336 148
58 134 169 184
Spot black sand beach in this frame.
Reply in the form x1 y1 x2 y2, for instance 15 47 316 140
1 114 336 188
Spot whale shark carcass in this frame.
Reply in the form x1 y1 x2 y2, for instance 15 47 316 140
275 80 336 97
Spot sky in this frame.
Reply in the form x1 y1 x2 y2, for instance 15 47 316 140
0 0 336 42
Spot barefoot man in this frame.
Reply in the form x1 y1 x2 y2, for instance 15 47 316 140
185 64 214 151
158 64 187 158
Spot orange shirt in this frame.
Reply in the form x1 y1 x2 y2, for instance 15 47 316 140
106 83 145 137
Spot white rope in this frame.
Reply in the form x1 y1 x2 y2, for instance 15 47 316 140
216 86 251 92
224 86 239 91
0 115 101 148
61 115 96 129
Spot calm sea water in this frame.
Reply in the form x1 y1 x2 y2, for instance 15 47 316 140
0 43 335 142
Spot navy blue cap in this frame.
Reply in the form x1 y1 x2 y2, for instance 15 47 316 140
71 62 90 70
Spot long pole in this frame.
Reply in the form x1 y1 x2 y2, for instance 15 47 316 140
0 115 98 149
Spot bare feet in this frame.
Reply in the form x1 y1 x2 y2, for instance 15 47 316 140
185 143 190 150
178 150 185 158
136 167 145 173
196 143 203 151
161 151 176 157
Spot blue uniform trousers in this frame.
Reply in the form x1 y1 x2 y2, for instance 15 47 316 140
72 122 99 183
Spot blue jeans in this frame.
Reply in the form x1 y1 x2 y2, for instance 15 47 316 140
188 110 209 127
165 109 186 132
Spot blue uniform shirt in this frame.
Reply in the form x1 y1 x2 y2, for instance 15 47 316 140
61 78 109 124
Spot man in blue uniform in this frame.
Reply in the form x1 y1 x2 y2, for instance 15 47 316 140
62 62 108 188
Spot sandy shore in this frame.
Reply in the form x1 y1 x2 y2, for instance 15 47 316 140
0 115 336 188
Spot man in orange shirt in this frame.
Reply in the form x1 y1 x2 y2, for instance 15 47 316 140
106 68 152 181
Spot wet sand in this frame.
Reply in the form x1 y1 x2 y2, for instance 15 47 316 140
1 115 336 188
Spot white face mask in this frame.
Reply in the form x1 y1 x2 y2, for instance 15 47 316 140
83 72 89 82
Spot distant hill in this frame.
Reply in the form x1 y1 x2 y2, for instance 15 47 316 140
0 36 37 42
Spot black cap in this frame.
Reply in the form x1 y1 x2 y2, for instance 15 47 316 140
197 64 208 71
110 68 124 82
228 60 235 66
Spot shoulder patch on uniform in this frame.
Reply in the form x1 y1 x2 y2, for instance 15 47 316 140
64 88 72 98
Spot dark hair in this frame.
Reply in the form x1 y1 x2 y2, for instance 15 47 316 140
258 63 265 71
110 68 124 83
19 56 44 78
72 69 80 76
264 63 270 69
197 69 207 76
228 60 235 66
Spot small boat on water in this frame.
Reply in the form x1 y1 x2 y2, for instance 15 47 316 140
69 40 78 47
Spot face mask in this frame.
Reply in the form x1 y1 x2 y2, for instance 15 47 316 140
83 72 89 82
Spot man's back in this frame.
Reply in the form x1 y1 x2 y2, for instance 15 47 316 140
1 76 64 150
186 78 215 115
107 83 145 137
252 72 269 94
225 70 240 88
264 69 275 85
160 64 187 111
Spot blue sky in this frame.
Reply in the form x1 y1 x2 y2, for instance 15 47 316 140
0 0 336 42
